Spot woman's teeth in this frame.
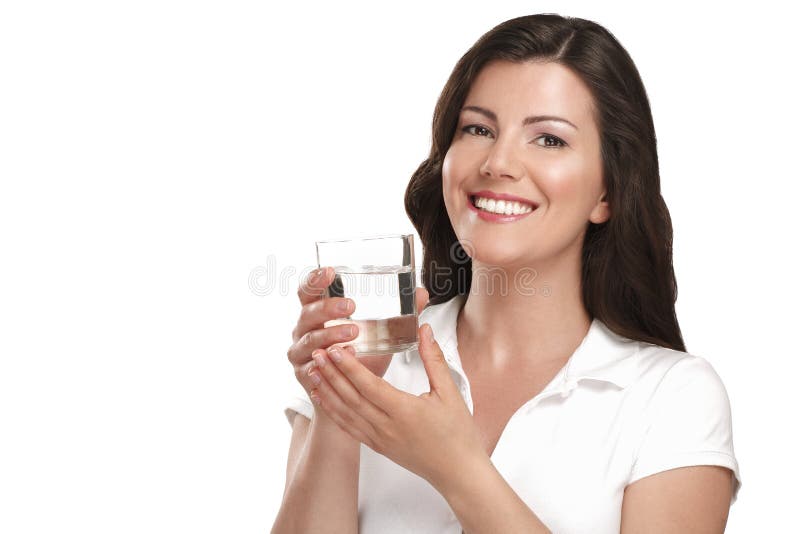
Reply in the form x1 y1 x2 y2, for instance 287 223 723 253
473 196 534 215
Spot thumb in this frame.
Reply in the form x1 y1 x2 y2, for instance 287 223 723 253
418 323 458 398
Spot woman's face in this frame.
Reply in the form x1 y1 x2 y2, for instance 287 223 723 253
442 60 609 269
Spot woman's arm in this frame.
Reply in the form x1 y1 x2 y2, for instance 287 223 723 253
441 456 732 533
438 454 552 534
304 328 553 533
271 410 360 534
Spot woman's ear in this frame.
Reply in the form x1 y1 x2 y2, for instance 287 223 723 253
589 191 610 224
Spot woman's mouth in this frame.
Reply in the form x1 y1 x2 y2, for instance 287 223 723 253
468 194 537 223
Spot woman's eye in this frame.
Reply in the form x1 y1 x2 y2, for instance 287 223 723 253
460 126 564 147
534 134 566 148
462 125 493 138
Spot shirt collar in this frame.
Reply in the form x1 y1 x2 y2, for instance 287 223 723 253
405 293 640 392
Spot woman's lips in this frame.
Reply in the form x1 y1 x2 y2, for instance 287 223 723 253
467 194 536 223
469 189 538 207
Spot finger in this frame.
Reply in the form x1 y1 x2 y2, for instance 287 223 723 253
312 347 392 424
309 378 375 448
294 295 355 343
309 353 380 446
294 359 318 395
326 345 402 414
415 286 430 317
287 319 357 366
297 266 332 306
296 359 331 397
418 323 459 399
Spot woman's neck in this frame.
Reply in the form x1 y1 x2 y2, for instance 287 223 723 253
456 258 591 374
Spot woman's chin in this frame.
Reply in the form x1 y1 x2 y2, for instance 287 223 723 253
469 249 532 269
457 231 527 258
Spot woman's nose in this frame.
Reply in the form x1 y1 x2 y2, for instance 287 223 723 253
479 135 524 181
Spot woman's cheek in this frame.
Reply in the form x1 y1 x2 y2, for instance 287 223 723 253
442 143 476 182
442 144 479 233
441 146 466 196
538 159 583 201
441 148 454 185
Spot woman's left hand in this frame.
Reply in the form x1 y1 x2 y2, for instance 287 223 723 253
308 323 487 490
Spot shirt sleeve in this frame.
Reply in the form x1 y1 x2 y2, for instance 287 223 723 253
283 378 315 427
628 355 742 505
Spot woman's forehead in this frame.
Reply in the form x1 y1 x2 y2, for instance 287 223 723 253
463 60 596 124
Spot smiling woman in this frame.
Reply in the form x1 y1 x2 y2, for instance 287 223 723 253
442 60 609 270
274 13 741 534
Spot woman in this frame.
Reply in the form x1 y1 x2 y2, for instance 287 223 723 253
274 13 741 533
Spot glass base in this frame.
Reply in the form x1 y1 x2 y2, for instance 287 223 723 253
352 340 418 357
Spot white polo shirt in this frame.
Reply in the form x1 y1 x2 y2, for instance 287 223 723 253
283 294 742 533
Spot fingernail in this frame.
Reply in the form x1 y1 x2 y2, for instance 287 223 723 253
423 323 434 343
310 391 321 405
312 351 326 368
310 268 323 284
329 346 343 362
338 324 356 340
309 371 321 385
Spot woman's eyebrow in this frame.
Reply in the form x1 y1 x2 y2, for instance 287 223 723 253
461 105 578 131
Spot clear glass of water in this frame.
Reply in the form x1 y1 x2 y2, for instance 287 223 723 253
315 234 418 357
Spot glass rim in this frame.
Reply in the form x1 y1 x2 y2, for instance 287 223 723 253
314 233 414 245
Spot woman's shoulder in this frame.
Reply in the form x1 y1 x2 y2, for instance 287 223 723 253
631 341 729 397
624 341 741 501
590 320 734 416
624 341 735 447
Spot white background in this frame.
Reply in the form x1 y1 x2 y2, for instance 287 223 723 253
1 1 797 532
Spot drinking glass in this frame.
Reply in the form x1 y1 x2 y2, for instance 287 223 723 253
315 234 418 356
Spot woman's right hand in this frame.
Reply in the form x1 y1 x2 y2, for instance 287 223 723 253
287 266 429 398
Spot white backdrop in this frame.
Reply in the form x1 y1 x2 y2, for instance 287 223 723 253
1 1 797 532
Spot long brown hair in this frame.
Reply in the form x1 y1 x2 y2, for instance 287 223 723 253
404 13 685 351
